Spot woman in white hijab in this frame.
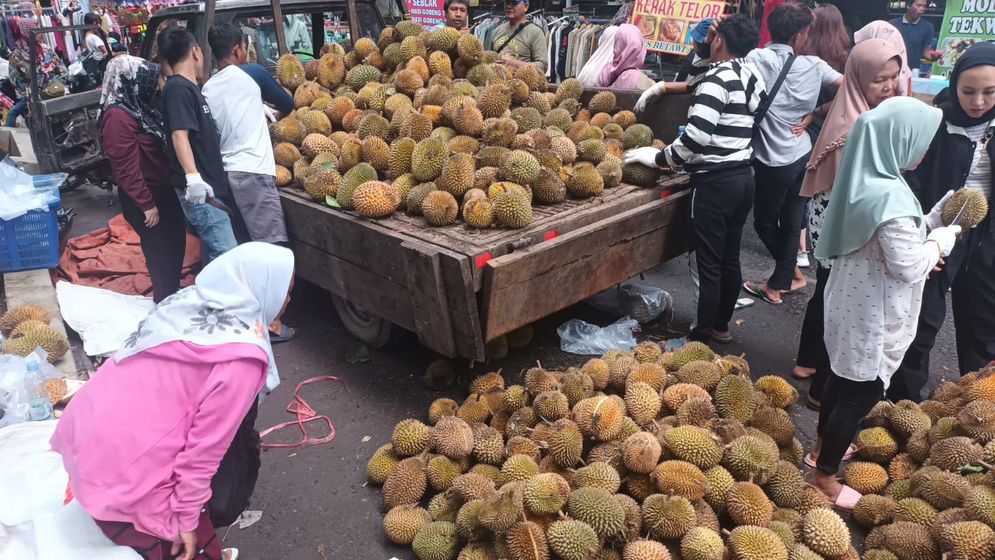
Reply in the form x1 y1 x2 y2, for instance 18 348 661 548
805 97 961 508
51 242 294 560
577 26 619 87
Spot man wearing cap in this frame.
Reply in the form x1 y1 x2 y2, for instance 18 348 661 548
669 18 714 91
493 0 547 71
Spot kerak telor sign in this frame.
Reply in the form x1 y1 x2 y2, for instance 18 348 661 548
630 0 724 54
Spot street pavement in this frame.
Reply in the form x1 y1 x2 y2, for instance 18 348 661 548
59 184 963 559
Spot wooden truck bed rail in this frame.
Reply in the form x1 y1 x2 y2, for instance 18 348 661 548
281 177 690 361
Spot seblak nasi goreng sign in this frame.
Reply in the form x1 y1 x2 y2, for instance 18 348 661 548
630 0 725 55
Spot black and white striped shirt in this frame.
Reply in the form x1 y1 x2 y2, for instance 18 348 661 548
657 59 767 174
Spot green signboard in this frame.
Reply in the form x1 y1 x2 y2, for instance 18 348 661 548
933 0 995 76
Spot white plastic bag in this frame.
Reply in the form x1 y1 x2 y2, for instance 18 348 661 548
557 316 640 355
0 157 47 221
0 421 141 560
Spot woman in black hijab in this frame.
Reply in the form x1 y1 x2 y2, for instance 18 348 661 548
99 55 186 303
890 42 995 402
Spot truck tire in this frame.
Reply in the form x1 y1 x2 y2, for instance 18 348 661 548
331 294 393 349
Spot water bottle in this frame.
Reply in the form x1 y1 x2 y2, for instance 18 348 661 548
25 355 52 421
674 125 688 175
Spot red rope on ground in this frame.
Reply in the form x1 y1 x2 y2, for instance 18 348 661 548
259 375 348 449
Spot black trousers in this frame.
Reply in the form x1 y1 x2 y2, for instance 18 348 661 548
816 373 884 474
688 166 755 342
119 187 186 303
752 155 809 290
951 259 995 374
889 245 995 401
797 265 831 400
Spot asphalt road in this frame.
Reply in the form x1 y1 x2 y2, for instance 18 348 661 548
59 184 963 560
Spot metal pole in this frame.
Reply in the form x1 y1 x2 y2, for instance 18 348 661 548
271 0 289 54
348 0 361 44
203 0 215 82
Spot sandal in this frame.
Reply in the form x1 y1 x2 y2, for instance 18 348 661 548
791 367 817 380
742 281 782 305
804 444 858 469
270 323 298 344
831 485 862 511
711 331 733 344
805 395 821 411
223 549 239 560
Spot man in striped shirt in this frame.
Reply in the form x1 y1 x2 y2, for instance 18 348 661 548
625 14 765 345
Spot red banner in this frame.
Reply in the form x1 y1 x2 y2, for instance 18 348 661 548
405 0 446 27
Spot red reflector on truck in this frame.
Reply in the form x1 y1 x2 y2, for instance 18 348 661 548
475 253 493 268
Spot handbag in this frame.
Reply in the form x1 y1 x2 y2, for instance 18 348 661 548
207 399 261 528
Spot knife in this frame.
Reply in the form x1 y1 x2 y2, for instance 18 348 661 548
949 201 968 228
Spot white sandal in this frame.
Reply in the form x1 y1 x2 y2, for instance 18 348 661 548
223 548 239 560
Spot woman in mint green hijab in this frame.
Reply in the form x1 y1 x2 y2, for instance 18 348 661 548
807 96 962 508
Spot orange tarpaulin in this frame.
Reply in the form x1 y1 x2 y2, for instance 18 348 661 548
55 214 202 297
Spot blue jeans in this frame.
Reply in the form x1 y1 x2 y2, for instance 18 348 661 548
175 188 237 265
6 97 27 127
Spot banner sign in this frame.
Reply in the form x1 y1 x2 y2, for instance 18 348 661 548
933 0 995 74
630 0 725 54
406 0 445 27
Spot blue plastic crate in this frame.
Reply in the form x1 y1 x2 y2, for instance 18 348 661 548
0 174 66 273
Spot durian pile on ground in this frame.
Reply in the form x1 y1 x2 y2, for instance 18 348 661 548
837 367 995 560
270 21 668 229
367 340 871 560
0 305 69 363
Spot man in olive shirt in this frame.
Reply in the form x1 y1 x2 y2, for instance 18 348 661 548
493 0 548 72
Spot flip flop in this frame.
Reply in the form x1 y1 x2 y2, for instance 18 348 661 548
805 395 821 411
791 368 817 380
742 281 782 305
270 323 298 344
223 549 239 560
804 445 858 469
832 485 862 512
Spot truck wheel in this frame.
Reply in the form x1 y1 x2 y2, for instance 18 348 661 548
331 294 393 349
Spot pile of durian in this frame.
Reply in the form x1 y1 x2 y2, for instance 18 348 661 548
366 340 872 560
842 368 995 560
0 304 69 363
269 20 667 230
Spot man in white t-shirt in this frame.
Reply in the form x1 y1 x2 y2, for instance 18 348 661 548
203 22 293 245
203 22 298 340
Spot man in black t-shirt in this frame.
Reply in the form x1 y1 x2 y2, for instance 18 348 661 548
157 28 243 261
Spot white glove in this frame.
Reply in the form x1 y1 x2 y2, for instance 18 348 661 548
262 105 279 123
184 173 214 205
927 225 962 257
925 189 955 230
634 82 666 113
624 147 663 169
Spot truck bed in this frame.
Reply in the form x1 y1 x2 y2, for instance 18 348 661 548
280 175 690 361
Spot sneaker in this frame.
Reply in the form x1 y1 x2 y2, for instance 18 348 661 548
797 251 810 268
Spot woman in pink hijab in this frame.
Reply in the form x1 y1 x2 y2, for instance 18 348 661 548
853 20 912 96
596 23 655 90
793 38 903 410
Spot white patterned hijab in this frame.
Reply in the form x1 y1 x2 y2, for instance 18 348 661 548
116 242 295 394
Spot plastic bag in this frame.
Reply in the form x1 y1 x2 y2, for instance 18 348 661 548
586 281 673 324
557 316 640 355
0 353 59 429
0 157 51 221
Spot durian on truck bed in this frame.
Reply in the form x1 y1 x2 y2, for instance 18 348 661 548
278 86 693 363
